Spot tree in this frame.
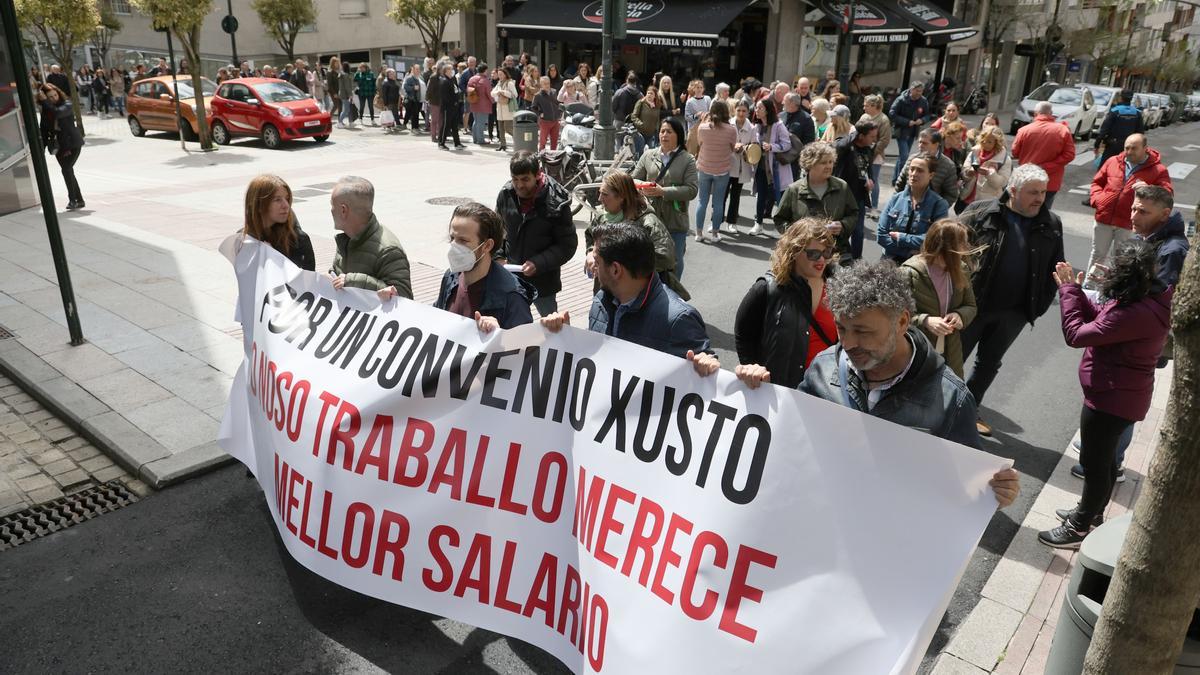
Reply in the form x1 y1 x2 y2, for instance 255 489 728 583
251 0 317 62
386 0 473 58
1084 236 1200 673
130 0 215 150
15 0 101 137
94 2 123 69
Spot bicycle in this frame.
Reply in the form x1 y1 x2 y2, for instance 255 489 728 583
571 122 640 216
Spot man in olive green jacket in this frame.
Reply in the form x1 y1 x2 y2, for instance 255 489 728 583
329 176 412 299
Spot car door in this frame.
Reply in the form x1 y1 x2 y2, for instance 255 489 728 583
1081 89 1095 134
150 81 176 131
220 83 257 135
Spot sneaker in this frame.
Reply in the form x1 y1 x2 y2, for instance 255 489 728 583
712 231 722 243
496 146 507 151
1055 508 1104 528
976 418 993 437
749 223 764 236
1071 463 1125 482
695 232 705 243
1038 522 1090 549
723 223 737 234
438 144 449 151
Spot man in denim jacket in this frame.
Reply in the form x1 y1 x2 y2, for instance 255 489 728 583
800 261 1020 506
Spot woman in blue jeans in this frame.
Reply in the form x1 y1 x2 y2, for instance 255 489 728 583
751 99 793 231
693 100 737 242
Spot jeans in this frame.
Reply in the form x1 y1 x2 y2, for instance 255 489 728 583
725 180 743 224
332 97 344 123
849 206 866 261
113 95 125 116
869 163 881 208
404 100 422 130
56 148 83 205
695 171 731 234
1085 221 1134 283
1074 405 1133 527
671 232 688 279
538 119 559 150
754 162 777 224
359 94 375 121
894 135 913 183
960 308 1027 406
471 112 490 144
533 294 558 317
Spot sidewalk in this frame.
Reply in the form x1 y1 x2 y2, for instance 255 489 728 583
929 362 1174 674
0 117 592 488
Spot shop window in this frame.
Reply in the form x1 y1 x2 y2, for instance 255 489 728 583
860 44 900 75
339 0 368 18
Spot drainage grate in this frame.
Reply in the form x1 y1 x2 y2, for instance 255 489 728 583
425 197 476 206
0 323 14 340
0 480 139 551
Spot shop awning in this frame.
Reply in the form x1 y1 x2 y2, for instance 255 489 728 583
889 0 977 46
810 0 914 44
497 0 754 49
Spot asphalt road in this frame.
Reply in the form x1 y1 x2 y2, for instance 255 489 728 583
1 119 1194 674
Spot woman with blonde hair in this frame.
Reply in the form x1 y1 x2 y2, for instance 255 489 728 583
821 105 852 141
585 171 687 299
240 175 314 271
897 219 978 377
734 217 839 389
961 125 1012 208
520 64 540 109
657 75 681 117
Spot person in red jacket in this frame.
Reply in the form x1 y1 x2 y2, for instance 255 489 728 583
1085 133 1173 285
1010 101 1075 210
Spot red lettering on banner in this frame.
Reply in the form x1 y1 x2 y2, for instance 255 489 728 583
285 378 310 442
681 531 729 621
492 540 523 613
523 553 558 628
312 391 340 459
329 400 361 471
423 525 459 592
341 502 375 569
621 496 665 585
297 474 319 548
394 417 435 486
593 484 636 570
371 509 410 581
454 532 492 603
557 564 581 645
651 513 694 605
464 434 496 508
316 489 339 559
429 428 467 500
588 592 608 671
573 468 605 548
532 451 568 524
497 443 528 516
355 414 394 480
719 545 778 643
273 370 292 430
285 465 305 536
577 582 591 655
273 453 287 515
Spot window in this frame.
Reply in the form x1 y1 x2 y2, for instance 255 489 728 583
108 0 132 15
339 0 368 18
859 44 900 75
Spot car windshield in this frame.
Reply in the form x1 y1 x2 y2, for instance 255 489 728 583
1089 89 1113 106
1027 83 1059 101
173 78 218 98
254 82 309 103
1048 89 1082 105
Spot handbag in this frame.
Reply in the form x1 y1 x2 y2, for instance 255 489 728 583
775 131 803 165
467 86 478 104
686 122 701 155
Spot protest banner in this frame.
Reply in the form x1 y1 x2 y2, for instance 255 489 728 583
218 240 1010 674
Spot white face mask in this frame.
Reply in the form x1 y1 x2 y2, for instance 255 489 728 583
447 240 484 273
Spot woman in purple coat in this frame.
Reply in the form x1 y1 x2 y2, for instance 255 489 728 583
1039 240 1172 549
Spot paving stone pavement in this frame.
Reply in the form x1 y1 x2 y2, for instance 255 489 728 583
0 373 148 516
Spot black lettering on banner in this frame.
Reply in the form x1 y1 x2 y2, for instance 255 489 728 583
722 414 772 504
633 379 675 463
513 346 557 417
695 401 737 489
332 313 378 370
667 393 704 475
449 344 488 399
403 333 454 398
259 283 293 323
314 307 355 359
551 351 575 424
377 327 424 389
295 296 334 350
480 349 520 410
267 288 307 334
593 370 639 450
568 358 595 432
359 320 400 379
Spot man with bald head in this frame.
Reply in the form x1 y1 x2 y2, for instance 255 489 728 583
329 176 412 298
1086 133 1173 285
1011 100 1075 210
794 77 813 112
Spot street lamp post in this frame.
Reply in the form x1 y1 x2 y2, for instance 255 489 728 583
592 0 625 162
224 0 240 66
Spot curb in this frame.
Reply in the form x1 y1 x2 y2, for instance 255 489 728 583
0 337 235 489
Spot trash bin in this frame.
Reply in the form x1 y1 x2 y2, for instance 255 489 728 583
1046 512 1200 673
513 110 539 154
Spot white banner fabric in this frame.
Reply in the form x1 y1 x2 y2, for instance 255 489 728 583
218 241 1009 674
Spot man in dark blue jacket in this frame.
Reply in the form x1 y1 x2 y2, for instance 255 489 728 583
888 81 931 184
434 202 535 331
1094 89 1146 166
539 222 719 376
1131 184 1190 288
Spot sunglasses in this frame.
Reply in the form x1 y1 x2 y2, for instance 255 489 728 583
803 247 835 261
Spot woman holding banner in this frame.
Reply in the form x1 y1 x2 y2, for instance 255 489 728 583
733 217 838 390
240 175 315 272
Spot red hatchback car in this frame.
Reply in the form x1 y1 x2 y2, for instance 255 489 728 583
209 78 331 148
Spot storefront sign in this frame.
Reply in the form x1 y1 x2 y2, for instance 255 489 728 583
635 35 716 48
582 0 666 25
821 0 889 28
856 32 910 43
897 0 950 27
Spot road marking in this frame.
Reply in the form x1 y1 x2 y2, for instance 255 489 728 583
1166 162 1196 180
1069 154 1095 167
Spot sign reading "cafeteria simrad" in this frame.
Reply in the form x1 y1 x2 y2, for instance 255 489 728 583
219 240 1008 674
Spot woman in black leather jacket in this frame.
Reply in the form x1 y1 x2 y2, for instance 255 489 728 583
734 217 839 389
39 84 85 210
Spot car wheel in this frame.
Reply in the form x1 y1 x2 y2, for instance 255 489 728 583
179 120 198 142
313 135 328 143
128 116 145 137
211 121 231 145
261 124 282 149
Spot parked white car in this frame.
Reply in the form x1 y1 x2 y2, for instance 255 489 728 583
1079 84 1121 133
1132 93 1162 128
1011 83 1098 140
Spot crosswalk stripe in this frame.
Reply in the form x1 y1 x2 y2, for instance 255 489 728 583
1166 162 1196 179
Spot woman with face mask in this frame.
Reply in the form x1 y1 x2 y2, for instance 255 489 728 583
434 202 535 331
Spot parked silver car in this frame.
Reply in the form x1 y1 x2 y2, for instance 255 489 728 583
1132 93 1162 128
1011 83 1098 139
1079 84 1121 133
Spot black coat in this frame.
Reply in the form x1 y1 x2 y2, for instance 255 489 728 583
735 272 824 389
284 225 316 272
40 100 83 155
46 72 70 93
495 177 579 297
290 70 310 93
834 132 873 203
381 78 401 106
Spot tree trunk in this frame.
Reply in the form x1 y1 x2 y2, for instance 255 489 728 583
1084 237 1200 673
180 32 213 150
